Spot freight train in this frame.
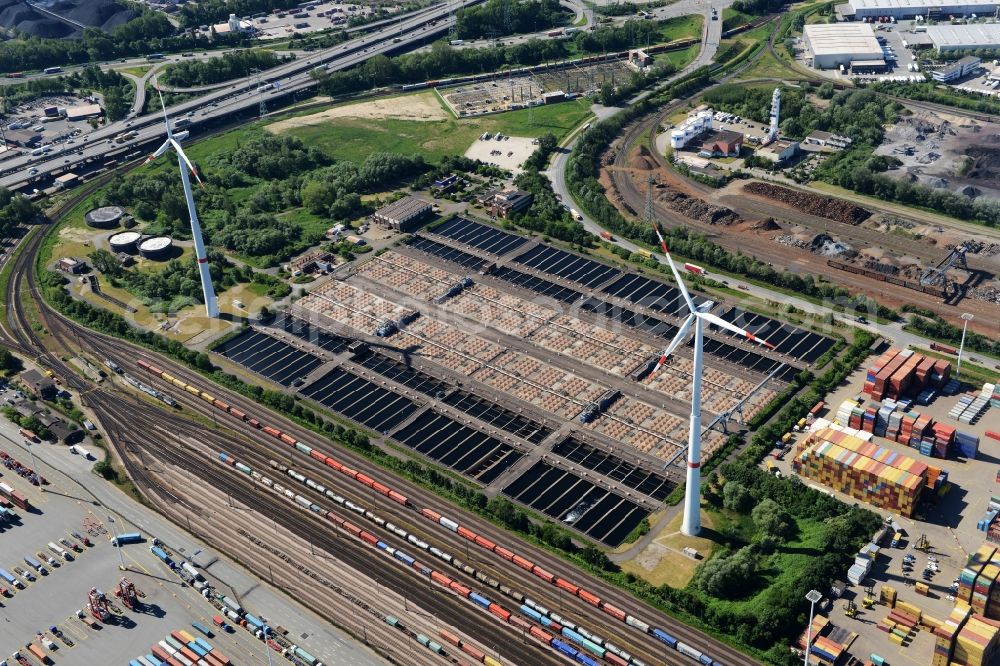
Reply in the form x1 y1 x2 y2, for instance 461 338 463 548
826 259 948 298
137 358 724 666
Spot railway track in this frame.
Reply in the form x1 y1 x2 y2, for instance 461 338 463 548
91 391 517 666
84 329 752 666
0 178 761 665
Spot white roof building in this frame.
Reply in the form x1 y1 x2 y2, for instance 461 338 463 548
803 23 884 69
927 24 1000 51
845 0 1000 18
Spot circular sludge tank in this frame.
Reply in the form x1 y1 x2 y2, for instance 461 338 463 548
108 231 142 254
137 236 173 260
85 206 124 229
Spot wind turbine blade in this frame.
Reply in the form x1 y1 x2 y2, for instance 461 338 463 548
652 222 696 313
698 311 776 350
171 139 204 186
156 86 171 137
143 140 172 164
653 314 695 373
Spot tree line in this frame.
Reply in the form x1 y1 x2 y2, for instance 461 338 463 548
0 12 249 73
161 49 287 88
315 21 674 96
455 0 566 39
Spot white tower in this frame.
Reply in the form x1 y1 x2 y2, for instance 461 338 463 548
768 88 781 142
652 223 775 536
146 90 219 318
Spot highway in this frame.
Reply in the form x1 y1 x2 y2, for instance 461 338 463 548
0 0 485 191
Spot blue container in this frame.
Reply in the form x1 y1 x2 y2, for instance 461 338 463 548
520 605 542 622
244 613 265 631
194 637 213 652
187 641 208 658
553 639 578 658
470 592 491 608
652 628 678 648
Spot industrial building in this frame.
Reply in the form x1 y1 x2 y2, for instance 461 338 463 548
932 55 982 82
371 195 432 232
803 23 884 70
755 139 799 164
843 0 1000 19
699 130 743 157
20 370 56 400
57 257 86 274
928 24 1000 51
669 108 713 149
64 104 102 121
480 189 533 218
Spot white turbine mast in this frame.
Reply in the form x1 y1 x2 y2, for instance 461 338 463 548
146 88 219 318
651 223 775 536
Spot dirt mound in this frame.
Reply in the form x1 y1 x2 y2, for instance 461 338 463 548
655 188 741 226
746 217 781 232
630 146 656 170
963 146 1000 186
743 181 871 225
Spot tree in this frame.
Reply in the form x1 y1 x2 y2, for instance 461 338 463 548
722 480 752 512
89 249 122 276
695 546 757 597
751 498 794 540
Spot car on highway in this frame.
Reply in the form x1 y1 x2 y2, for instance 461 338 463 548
28 168 38 175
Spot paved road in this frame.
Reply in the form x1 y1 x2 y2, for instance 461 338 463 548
1 0 484 191
542 4 954 356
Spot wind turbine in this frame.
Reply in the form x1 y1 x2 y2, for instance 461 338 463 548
145 88 219 318
651 222 774 536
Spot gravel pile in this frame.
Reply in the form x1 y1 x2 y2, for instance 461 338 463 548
0 0 135 38
743 181 872 225
655 189 741 226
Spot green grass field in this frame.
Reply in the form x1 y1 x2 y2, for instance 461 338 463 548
271 95 593 164
659 14 703 42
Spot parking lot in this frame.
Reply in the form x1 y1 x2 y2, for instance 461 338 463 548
0 436 283 666
3 95 102 170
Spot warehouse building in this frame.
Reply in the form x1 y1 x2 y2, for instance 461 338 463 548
790 425 936 517
932 55 982 82
803 23 884 70
370 195 432 232
927 24 1000 52
843 0 1000 20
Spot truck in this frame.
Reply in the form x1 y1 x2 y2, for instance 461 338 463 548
569 208 583 221
111 532 143 546
929 342 958 355
182 562 203 581
18 428 38 442
24 555 46 575
0 482 31 510
147 53 165 60
683 262 707 276
70 445 93 459
43 67 62 74
47 542 71 561
599 231 614 241
449 39 464 45
0 567 23 588
547 29 563 37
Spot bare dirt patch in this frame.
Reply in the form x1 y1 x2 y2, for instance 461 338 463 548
266 92 448 133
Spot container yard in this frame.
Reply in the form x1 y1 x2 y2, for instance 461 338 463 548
768 331 1000 666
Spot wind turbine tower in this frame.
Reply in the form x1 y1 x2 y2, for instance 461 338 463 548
651 223 775 536
146 89 219 318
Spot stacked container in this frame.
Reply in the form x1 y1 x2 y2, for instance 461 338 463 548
956 431 981 459
790 427 932 517
952 613 1000 666
933 604 972 666
865 349 954 401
